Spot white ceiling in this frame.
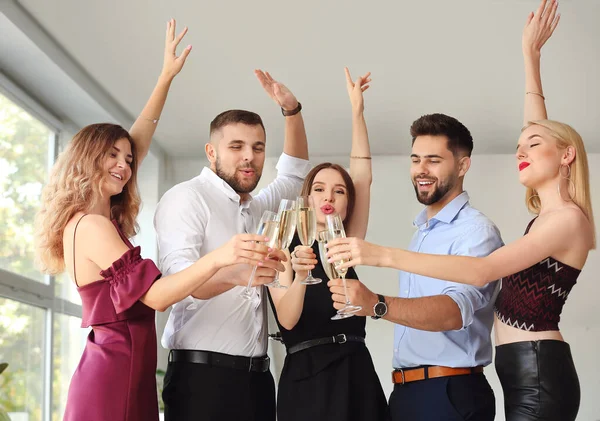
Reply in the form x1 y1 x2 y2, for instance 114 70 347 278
7 0 600 157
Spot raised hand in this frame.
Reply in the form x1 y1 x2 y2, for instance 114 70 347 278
523 0 560 57
161 19 192 80
344 67 371 114
255 70 299 111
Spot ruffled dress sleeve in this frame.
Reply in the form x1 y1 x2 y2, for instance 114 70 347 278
79 246 162 327
100 246 162 313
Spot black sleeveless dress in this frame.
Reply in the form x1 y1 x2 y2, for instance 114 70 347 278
268 235 388 421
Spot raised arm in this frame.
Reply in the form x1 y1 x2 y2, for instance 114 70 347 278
129 19 192 163
328 208 590 288
78 215 276 312
522 0 560 126
255 70 309 160
344 68 372 239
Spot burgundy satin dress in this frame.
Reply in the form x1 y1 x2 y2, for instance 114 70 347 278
63 221 162 421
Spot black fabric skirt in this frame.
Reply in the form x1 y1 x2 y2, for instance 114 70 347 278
276 342 389 421
495 340 580 421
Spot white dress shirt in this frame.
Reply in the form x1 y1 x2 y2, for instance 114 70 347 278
155 153 311 357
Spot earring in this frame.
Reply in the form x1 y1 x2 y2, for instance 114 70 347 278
557 164 576 202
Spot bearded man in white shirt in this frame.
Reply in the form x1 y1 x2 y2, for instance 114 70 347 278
154 70 311 421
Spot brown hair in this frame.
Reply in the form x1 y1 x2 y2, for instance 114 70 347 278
210 109 265 138
300 163 356 224
35 123 141 274
410 113 473 157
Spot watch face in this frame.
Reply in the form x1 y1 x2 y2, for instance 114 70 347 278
374 302 387 316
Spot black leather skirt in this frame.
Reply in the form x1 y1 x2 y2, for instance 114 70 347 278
495 340 580 421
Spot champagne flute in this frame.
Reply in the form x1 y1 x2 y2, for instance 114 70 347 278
326 213 362 318
295 196 322 285
240 210 280 300
265 199 297 288
318 229 351 320
317 230 339 281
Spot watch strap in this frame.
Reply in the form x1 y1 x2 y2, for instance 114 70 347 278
281 102 302 117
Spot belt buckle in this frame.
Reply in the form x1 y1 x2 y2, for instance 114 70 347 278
394 368 405 385
334 333 347 344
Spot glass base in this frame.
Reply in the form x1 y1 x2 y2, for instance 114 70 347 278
331 312 354 320
339 304 362 315
239 288 256 301
265 279 288 289
301 275 322 285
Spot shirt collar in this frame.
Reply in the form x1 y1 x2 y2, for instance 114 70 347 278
413 191 470 228
200 167 253 206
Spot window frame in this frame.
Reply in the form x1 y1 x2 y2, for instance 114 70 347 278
0 72 83 421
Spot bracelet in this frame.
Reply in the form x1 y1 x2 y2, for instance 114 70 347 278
141 116 159 124
350 156 372 160
281 102 302 117
526 91 545 100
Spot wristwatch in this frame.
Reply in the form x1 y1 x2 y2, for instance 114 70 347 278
371 294 387 320
281 102 302 117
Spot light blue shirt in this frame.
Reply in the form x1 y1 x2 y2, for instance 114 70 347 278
393 192 503 369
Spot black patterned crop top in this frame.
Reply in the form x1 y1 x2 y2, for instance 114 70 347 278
494 219 581 332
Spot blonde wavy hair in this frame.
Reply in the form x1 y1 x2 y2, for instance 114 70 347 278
524 119 596 249
35 123 141 274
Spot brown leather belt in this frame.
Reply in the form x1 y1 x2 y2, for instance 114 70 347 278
392 365 483 385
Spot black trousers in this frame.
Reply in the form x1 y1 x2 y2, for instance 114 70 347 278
495 340 580 421
389 372 495 421
162 358 276 421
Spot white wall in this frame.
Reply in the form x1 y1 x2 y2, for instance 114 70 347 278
160 153 600 420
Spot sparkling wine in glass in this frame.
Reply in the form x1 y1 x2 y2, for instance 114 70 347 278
296 196 322 285
240 211 280 300
265 199 297 288
326 213 362 319
317 230 339 281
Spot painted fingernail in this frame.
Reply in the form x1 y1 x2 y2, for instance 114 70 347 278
268 247 273 252
258 262 263 266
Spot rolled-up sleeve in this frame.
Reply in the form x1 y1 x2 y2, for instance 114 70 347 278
253 153 311 211
443 225 504 329
154 185 208 276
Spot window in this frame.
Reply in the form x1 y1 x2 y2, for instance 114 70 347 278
0 84 84 421
0 298 45 421
0 93 52 283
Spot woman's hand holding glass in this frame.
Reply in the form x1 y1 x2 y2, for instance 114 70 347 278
290 245 318 282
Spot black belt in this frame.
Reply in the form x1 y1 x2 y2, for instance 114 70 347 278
288 334 365 354
168 349 270 373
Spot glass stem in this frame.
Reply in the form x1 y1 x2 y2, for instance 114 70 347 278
244 266 258 293
342 275 350 305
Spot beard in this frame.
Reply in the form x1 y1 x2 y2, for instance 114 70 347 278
412 174 457 206
215 156 262 194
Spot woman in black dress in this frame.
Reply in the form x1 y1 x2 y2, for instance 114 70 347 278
268 68 388 421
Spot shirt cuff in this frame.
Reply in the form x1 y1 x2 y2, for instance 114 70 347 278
276 153 311 179
445 290 476 330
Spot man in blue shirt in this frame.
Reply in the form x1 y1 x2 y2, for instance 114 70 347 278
327 113 503 420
